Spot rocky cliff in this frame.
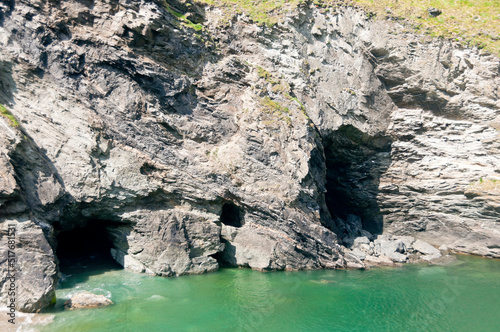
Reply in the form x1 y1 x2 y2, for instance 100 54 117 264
0 0 499 312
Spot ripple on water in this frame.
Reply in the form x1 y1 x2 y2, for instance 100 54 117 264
37 255 500 332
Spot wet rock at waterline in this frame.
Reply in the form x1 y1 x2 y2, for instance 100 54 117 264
342 235 448 268
64 292 113 310
0 0 499 312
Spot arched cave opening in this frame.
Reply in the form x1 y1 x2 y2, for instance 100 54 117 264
323 125 392 240
219 202 245 228
56 220 122 273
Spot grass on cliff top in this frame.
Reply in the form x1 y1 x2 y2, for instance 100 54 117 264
197 0 500 56
0 104 20 127
355 0 500 55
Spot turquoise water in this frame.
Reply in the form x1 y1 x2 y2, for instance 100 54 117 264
40 255 500 332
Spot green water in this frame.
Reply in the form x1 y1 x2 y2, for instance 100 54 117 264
40 255 500 332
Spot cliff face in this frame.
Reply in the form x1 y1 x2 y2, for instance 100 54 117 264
0 0 499 312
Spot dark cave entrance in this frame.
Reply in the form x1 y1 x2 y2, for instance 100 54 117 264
323 125 392 239
219 202 245 228
56 220 122 274
213 202 245 267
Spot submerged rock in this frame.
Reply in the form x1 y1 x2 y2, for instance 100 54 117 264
64 292 113 310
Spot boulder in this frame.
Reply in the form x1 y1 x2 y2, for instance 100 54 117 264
352 236 371 248
0 220 57 313
373 237 408 263
392 236 415 251
344 252 365 269
386 251 408 263
364 255 394 267
64 292 113 310
428 7 442 17
438 244 450 255
413 240 441 256
351 248 367 261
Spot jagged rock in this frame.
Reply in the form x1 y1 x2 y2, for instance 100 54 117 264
374 237 408 263
0 0 499 312
345 215 363 237
110 248 153 275
0 220 57 313
344 252 365 269
350 237 373 255
360 230 374 241
393 236 415 251
108 209 223 277
64 291 113 310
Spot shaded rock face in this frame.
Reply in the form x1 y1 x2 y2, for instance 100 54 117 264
0 0 498 311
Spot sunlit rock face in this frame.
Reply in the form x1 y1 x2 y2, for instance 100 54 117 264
0 0 498 311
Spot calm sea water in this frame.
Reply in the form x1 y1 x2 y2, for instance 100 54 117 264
39 255 500 332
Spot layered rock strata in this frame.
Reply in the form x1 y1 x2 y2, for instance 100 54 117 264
0 0 498 312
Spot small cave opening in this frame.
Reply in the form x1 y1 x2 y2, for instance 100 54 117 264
211 239 238 268
56 220 122 274
212 202 245 267
323 125 392 239
219 202 245 228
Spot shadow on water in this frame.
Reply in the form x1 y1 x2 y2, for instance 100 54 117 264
40 220 124 313
55 220 123 291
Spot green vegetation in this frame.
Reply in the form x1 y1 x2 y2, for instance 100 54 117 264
254 64 312 125
354 0 500 55
256 66 280 84
289 96 310 120
0 104 20 127
342 87 357 96
256 65 272 79
260 96 292 126
196 0 500 55
469 178 500 192
261 96 290 114
208 147 220 159
254 63 314 126
165 2 204 31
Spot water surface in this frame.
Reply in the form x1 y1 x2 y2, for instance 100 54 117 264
40 255 500 331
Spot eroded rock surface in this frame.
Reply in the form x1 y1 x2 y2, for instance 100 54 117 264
0 0 498 312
